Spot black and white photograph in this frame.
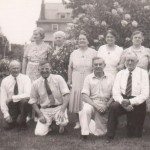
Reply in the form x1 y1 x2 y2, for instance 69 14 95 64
1 0 150 149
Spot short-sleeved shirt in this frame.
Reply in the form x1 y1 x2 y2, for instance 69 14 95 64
29 74 70 108
81 73 114 106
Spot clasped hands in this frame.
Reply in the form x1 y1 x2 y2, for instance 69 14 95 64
121 99 134 112
94 103 107 114
39 110 66 124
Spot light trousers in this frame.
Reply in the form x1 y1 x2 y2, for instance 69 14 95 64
79 103 108 136
35 106 68 136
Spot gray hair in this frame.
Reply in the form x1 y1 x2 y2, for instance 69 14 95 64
92 57 105 65
53 31 66 39
9 60 21 68
125 51 139 61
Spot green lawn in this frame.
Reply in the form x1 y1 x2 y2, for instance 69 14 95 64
0 112 150 150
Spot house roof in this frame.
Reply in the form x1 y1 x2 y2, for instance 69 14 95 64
44 3 72 20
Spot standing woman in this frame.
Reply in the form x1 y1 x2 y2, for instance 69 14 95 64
50 31 75 81
22 27 51 82
97 29 123 79
68 31 97 129
119 30 150 71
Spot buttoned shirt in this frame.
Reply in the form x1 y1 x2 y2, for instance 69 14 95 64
29 74 70 108
113 67 149 105
81 73 114 105
0 74 31 118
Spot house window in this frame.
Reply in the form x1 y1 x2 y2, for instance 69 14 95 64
60 13 66 19
52 24 58 31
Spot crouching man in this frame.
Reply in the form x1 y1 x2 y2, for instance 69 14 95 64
1 60 31 130
79 57 114 140
106 52 149 143
29 61 70 136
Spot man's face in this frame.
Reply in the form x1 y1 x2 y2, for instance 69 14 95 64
10 64 20 77
40 63 51 79
93 59 105 74
126 55 138 71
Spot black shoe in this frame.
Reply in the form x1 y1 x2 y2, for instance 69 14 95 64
106 136 113 144
81 135 88 141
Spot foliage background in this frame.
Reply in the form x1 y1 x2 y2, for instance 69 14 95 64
64 0 150 49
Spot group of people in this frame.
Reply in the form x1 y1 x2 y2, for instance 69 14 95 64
0 27 150 143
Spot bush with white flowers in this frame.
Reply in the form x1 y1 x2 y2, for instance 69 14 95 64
64 0 150 49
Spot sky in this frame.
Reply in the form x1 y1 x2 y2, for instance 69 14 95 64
0 0 62 44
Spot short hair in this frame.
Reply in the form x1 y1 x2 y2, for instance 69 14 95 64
105 29 118 39
92 57 105 65
9 60 21 68
39 60 51 67
53 31 66 39
131 30 144 39
33 27 45 39
125 51 139 61
78 30 90 43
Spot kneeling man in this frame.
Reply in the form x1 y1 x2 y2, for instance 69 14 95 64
106 52 149 142
79 57 114 139
1 60 31 130
29 61 70 136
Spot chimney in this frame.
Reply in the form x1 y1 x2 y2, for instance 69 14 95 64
40 0 45 20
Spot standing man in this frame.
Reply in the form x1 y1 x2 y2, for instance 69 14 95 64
106 52 149 142
29 61 70 136
79 57 114 139
1 60 31 130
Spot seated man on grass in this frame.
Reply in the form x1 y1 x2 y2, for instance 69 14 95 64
29 61 70 136
79 57 114 140
1 60 31 130
106 52 149 143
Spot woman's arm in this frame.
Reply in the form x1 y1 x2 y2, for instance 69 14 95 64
67 53 73 87
22 57 28 74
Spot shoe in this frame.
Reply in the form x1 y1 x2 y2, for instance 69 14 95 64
59 126 64 134
106 136 113 144
74 122 81 129
81 135 88 141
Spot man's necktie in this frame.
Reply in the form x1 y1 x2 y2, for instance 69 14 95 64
125 72 132 97
44 78 55 105
14 77 18 95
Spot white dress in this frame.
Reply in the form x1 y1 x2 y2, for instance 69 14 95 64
97 44 123 79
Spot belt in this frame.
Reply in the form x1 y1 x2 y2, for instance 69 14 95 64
42 104 61 109
121 94 135 99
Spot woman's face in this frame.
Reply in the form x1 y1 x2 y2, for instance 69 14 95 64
132 33 143 46
54 34 65 46
33 30 42 41
78 34 89 47
105 33 116 45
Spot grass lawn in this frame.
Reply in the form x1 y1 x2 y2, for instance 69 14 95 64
0 112 150 150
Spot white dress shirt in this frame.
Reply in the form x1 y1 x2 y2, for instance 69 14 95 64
0 73 31 118
113 67 149 105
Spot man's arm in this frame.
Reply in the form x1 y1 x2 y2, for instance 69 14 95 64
113 71 124 104
29 82 46 123
12 76 31 102
0 80 10 119
129 70 149 105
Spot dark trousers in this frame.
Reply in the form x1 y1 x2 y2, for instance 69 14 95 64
107 101 146 138
4 99 31 129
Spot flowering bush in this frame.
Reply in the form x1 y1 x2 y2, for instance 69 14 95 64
64 0 150 49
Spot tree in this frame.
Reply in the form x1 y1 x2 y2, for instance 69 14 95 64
64 0 150 49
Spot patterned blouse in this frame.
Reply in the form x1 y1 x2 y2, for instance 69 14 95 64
50 42 75 81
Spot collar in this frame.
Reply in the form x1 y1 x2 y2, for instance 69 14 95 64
41 74 57 84
10 73 20 80
125 67 138 74
92 72 107 79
